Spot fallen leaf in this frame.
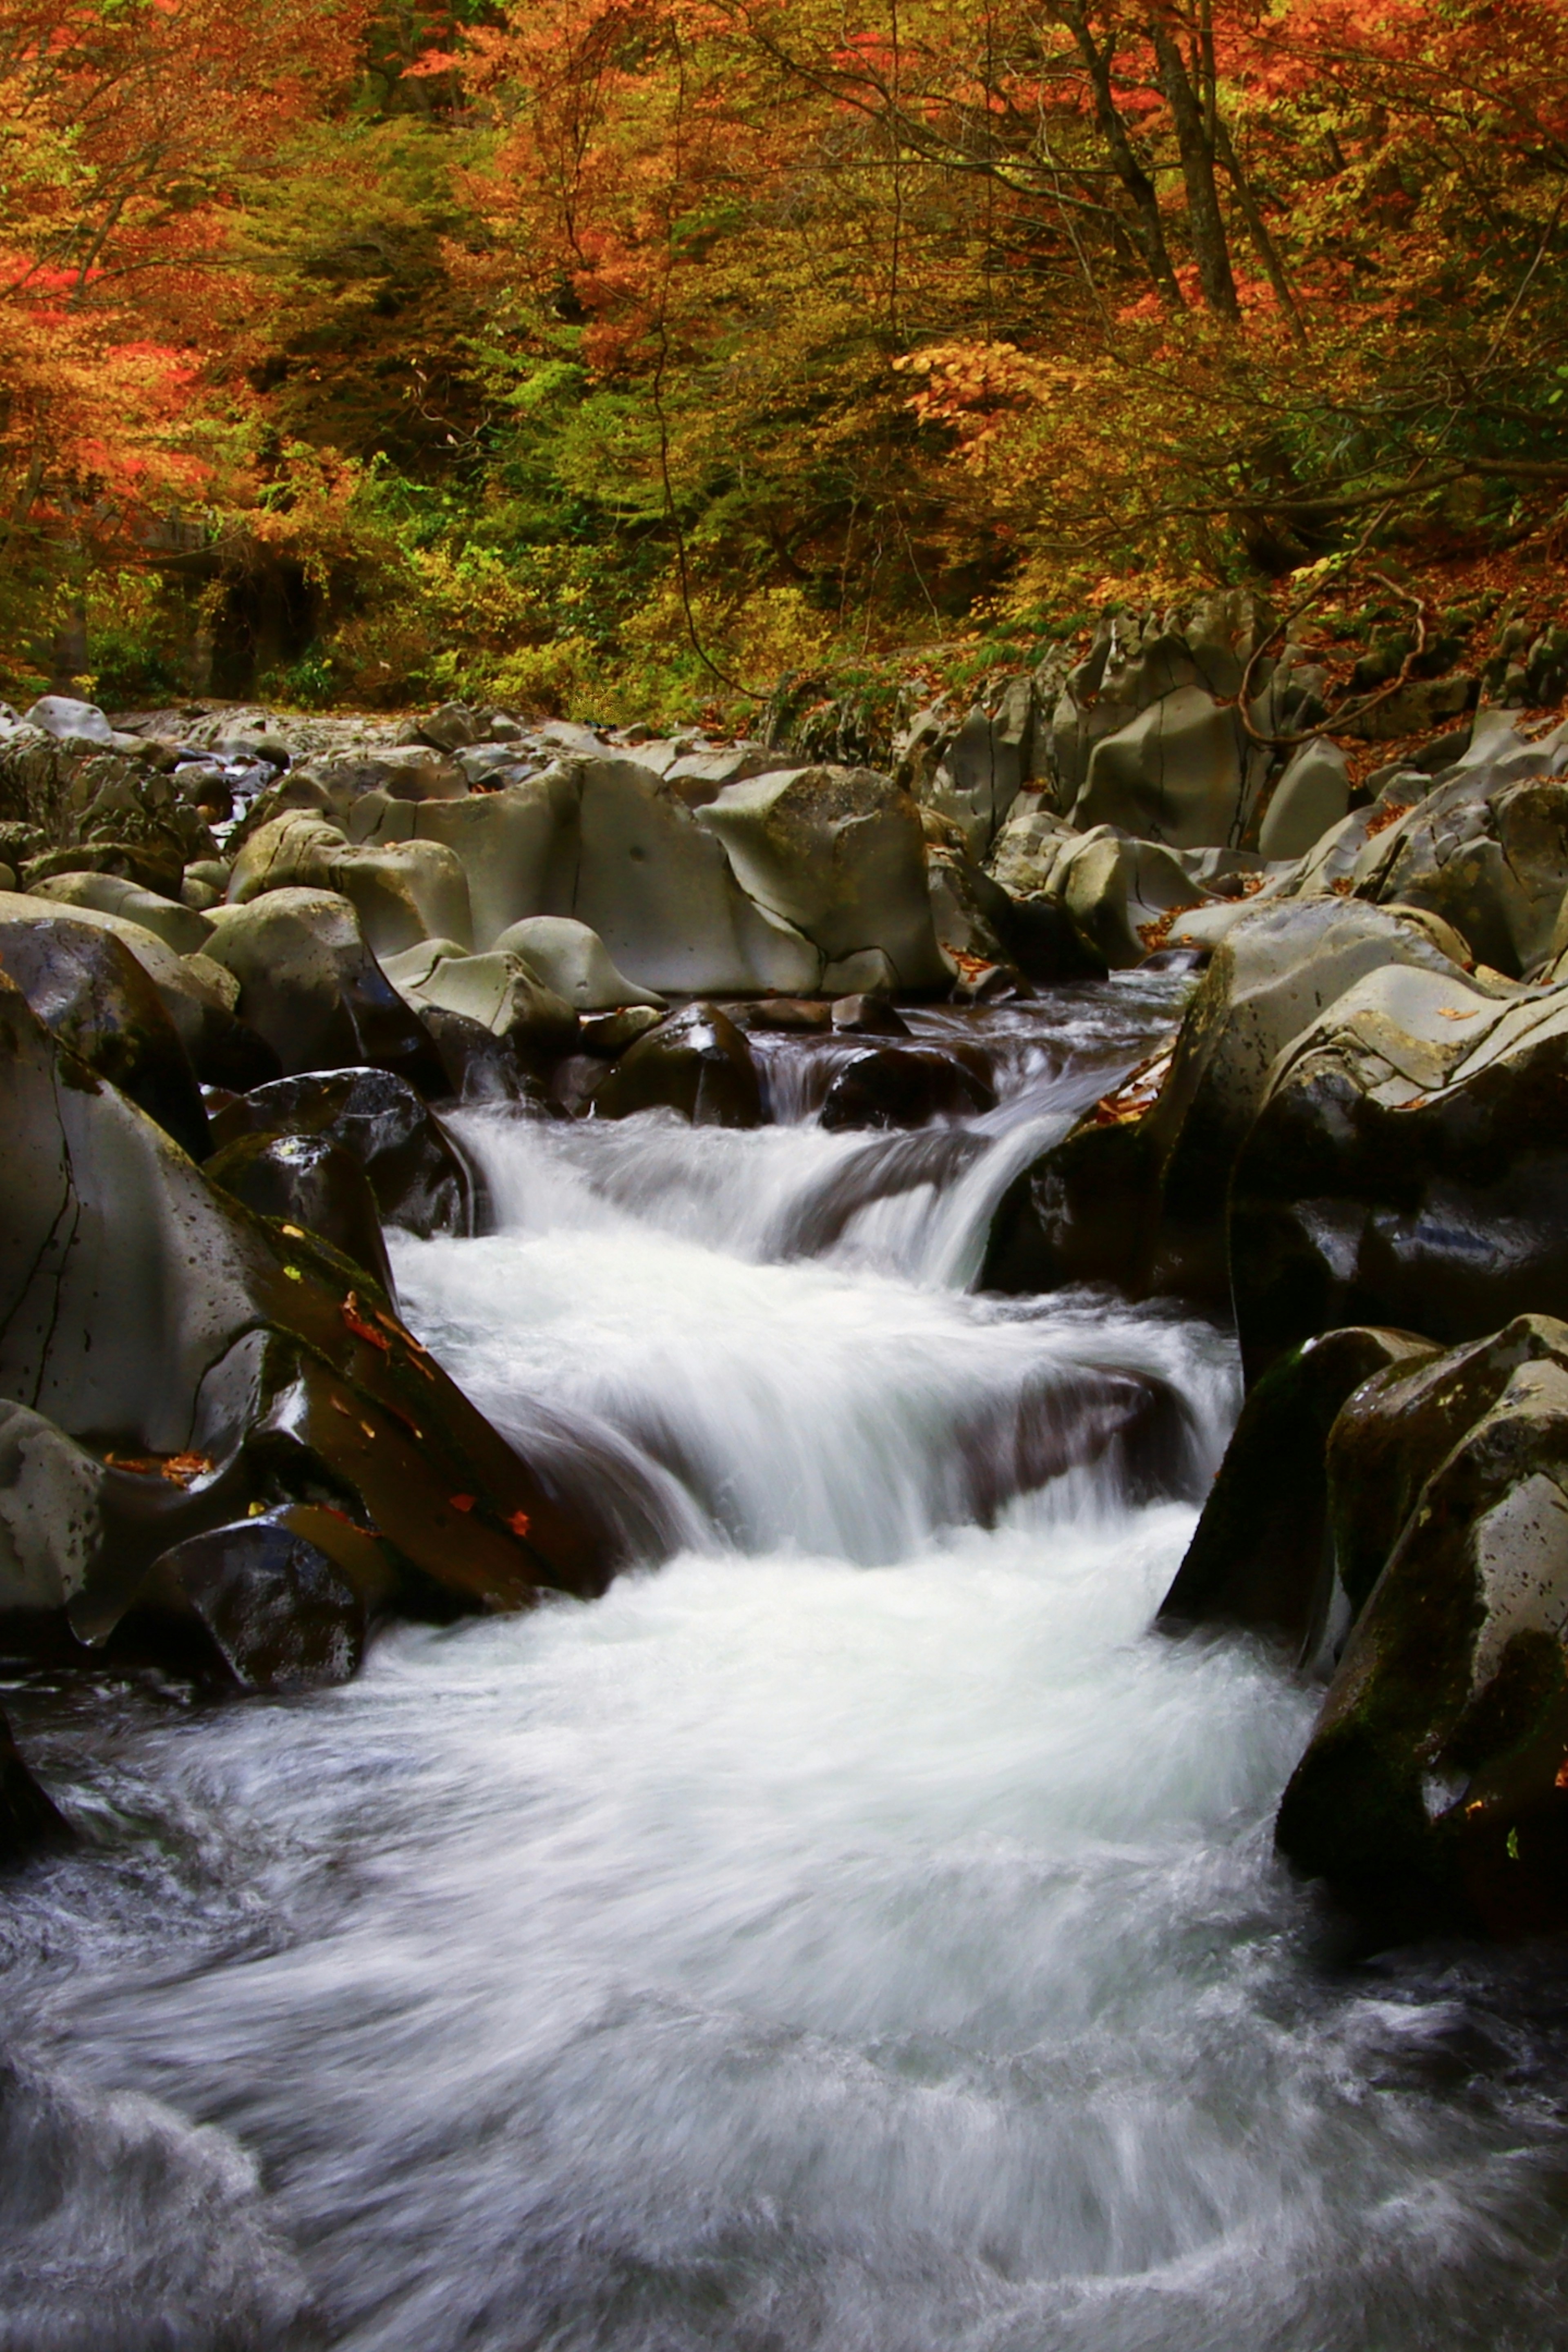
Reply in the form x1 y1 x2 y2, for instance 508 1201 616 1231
341 1291 392 1352
449 1493 475 1513
1436 1007 1477 1020
507 1510 532 1540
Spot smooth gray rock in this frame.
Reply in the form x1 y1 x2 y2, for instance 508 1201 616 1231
1071 685 1246 849
203 890 448 1091
0 1402 107 1611
28 870 214 955
489 916 664 1010
1257 740 1351 860
23 696 113 746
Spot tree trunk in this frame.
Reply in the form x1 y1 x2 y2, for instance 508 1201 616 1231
1058 1 1186 310
1147 13 1240 318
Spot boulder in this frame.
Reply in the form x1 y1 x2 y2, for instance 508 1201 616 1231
594 1004 762 1127
0 976 612 1660
1070 685 1245 849
229 812 473 957
1156 1326 1440 1661
0 1401 111 1613
0 906 208 1158
982 899 1476 1310
392 947 578 1059
579 1004 666 1058
489 915 664 1011
1231 961 1568 1382
202 890 448 1094
696 764 946 989
819 1045 996 1132
28 871 214 955
1276 1316 1568 1939
348 771 580 950
1054 829 1199 968
0 1706 70 1861
205 1129 398 1297
22 696 113 747
1256 739 1351 861
209 1067 474 1237
915 679 1033 857
830 994 908 1036
125 1507 398 1693
1356 763 1568 978
984 805 1076 898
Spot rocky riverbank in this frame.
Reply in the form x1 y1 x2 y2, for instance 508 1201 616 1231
5 588 1568 1951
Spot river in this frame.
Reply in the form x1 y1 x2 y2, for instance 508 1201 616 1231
4 976 1568 2351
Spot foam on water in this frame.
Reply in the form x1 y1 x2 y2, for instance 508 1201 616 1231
4 991 1568 2351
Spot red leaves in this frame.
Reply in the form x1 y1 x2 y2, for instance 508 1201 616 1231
341 1292 392 1354
105 1450 214 1488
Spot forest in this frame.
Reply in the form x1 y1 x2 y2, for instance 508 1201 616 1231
7 0 1568 731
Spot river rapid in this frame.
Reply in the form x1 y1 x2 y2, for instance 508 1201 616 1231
5 975 1568 2352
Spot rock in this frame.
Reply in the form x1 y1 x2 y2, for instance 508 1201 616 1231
1054 829 1200 968
1231 960 1568 1382
831 994 909 1036
740 998 833 1034
0 1707 70 1861
819 1045 995 1131
209 1067 474 1237
982 900 1472 1310
1070 685 1246 849
489 915 664 1010
0 906 209 1158
696 764 947 989
1359 763 1568 978
349 772 581 951
394 948 578 1059
294 743 469 806
821 947 902 996
0 976 611 1657
22 696 113 747
1276 1315 1568 1939
409 702 486 754
984 805 1076 897
419 1004 552 1107
229 812 474 958
127 1508 396 1693
0 1401 110 1612
28 870 214 955
595 1004 762 1127
1256 739 1351 861
1156 1326 1440 1660
579 1004 666 1058
916 679 1033 857
205 1129 398 1297
202 890 448 1094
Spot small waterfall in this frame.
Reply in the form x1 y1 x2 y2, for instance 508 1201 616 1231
4 981 1567 2352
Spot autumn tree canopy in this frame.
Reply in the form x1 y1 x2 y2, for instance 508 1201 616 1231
4 0 1566 717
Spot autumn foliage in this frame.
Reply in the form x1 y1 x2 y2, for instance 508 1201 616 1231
4 0 1567 716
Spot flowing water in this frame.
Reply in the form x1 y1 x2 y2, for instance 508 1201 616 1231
5 976 1568 2352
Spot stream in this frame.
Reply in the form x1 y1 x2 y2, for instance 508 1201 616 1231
4 975 1568 2350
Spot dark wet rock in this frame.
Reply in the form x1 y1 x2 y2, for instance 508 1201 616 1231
595 1003 762 1127
203 889 448 1094
1231 961 1568 1383
735 997 832 1035
420 1003 552 1107
0 907 208 1159
831 993 908 1036
550 1053 611 1117
209 1067 473 1237
1276 1315 1568 1940
819 1044 995 1132
0 1708 70 1861
1157 1327 1439 1661
579 1004 666 1058
0 976 613 1668
983 900 1484 1313
124 1506 398 1693
205 1129 398 1297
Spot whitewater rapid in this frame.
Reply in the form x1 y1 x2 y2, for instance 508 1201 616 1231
4 982 1568 2352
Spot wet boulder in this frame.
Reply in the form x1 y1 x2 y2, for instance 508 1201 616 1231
0 905 208 1158
489 915 664 1011
595 1003 762 1127
819 1044 995 1132
202 890 448 1095
205 1129 398 1298
125 1506 398 1693
696 764 947 990
1231 961 1568 1382
1276 1315 1568 1939
210 1067 474 1237
1157 1326 1440 1662
0 1707 70 1861
0 1401 110 1614
0 975 612 1662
